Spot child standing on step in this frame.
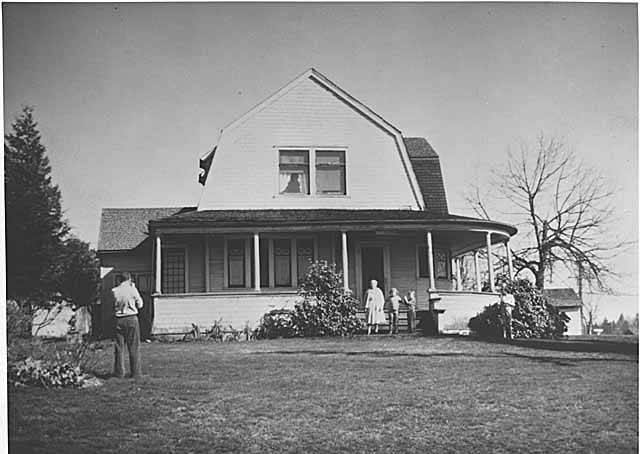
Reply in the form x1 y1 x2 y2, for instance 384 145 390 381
388 288 401 335
404 290 417 333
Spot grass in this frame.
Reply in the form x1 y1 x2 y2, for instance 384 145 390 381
9 336 638 453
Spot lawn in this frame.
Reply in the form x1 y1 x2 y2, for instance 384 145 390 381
9 336 638 453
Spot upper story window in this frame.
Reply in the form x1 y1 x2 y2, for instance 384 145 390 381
316 151 346 195
279 150 310 195
278 148 347 196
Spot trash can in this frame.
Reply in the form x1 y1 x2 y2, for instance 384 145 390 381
418 309 446 336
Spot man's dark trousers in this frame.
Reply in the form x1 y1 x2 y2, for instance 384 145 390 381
114 315 141 378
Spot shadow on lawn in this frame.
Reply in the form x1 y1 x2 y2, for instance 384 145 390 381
450 335 639 357
253 350 504 359
254 348 638 365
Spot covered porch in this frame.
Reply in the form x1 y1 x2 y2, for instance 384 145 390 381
148 210 517 334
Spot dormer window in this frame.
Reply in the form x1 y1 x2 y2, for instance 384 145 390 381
278 148 347 196
316 150 346 195
279 150 310 195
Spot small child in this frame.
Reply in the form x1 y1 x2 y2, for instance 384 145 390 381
404 290 417 333
388 288 401 335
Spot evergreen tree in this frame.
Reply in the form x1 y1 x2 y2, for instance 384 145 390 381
615 314 631 335
57 236 100 308
5 106 69 308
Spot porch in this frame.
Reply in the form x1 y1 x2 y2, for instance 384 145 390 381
148 210 517 334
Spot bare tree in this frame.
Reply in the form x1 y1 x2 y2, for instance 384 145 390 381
467 134 627 290
582 298 598 335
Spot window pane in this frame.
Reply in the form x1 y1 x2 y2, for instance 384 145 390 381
296 239 315 284
279 150 309 194
316 151 345 165
316 151 346 195
435 249 449 279
228 239 245 287
418 247 449 279
274 239 291 287
316 168 345 194
162 249 185 293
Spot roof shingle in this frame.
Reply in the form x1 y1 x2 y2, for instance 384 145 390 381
544 288 583 309
404 137 449 215
148 209 516 235
98 207 194 252
404 137 439 158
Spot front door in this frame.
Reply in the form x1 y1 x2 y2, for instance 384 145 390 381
361 246 385 297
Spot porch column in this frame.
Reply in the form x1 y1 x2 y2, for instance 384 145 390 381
505 239 514 280
473 250 481 292
154 235 162 294
341 231 349 291
426 231 435 290
253 233 260 290
455 257 462 291
486 232 495 292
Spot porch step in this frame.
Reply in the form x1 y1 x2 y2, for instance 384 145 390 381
356 310 418 334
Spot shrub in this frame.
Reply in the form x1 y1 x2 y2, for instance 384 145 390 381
6 300 32 340
256 261 365 338
8 331 105 388
469 278 568 339
255 309 297 339
293 261 364 337
468 303 508 339
9 357 85 389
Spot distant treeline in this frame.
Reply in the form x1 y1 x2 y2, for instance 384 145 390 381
594 314 639 335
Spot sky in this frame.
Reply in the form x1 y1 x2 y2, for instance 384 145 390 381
3 3 638 319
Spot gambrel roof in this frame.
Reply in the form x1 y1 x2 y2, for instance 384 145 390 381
207 68 426 210
98 69 513 252
199 68 455 213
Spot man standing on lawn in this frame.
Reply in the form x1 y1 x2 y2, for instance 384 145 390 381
112 272 143 378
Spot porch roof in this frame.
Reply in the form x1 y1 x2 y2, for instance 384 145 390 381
148 209 517 236
544 288 583 309
98 207 196 252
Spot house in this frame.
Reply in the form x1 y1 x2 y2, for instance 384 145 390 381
544 288 584 336
97 68 517 335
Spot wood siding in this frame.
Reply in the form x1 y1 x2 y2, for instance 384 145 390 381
153 292 301 333
199 77 419 210
564 308 583 336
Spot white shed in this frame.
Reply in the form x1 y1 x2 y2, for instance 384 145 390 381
544 288 584 336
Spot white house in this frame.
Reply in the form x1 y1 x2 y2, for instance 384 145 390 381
544 288 584 336
97 68 517 335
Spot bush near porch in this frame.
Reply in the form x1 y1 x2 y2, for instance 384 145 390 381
256 261 364 338
8 336 637 453
469 278 568 339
